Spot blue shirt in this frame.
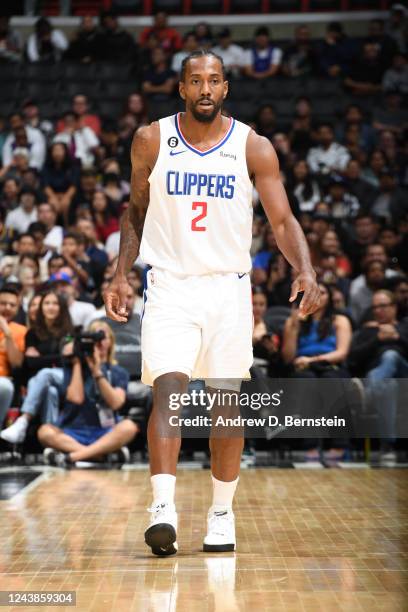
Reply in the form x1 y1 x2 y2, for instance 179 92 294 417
58 362 129 429
297 320 337 357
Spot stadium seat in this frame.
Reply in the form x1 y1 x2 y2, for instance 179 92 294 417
0 101 16 116
262 78 304 100
22 64 62 82
152 0 183 13
230 0 262 12
225 100 255 123
61 62 96 82
62 81 101 100
0 83 21 101
0 63 22 81
96 63 134 81
228 79 262 101
96 100 124 120
191 0 223 13
306 78 342 98
23 82 59 102
100 81 138 100
148 99 179 121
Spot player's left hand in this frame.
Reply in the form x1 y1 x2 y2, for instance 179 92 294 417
289 271 320 319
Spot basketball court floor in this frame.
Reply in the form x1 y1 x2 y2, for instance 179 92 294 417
0 466 406 611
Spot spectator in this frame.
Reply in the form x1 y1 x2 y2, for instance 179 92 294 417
0 15 22 63
17 266 38 313
68 168 98 225
52 270 96 328
289 159 321 213
0 285 26 431
307 123 350 175
41 143 80 221
324 175 360 220
172 32 198 76
382 52 408 94
344 159 378 212
65 15 101 63
282 25 317 78
61 232 92 292
26 292 41 326
379 225 405 273
272 133 295 176
26 17 68 63
252 289 280 375
367 19 399 71
336 104 376 152
193 22 213 50
140 11 182 54
21 99 54 140
123 93 148 127
57 95 101 138
0 147 31 185
96 10 137 62
126 266 144 316
361 149 388 188
5 187 38 234
76 218 109 288
90 191 119 244
393 276 408 319
0 289 73 444
38 319 138 466
252 225 279 286
370 171 406 224
377 130 402 176
373 90 408 136
349 289 408 461
2 113 46 171
141 47 176 101
320 230 352 278
318 21 355 78
255 104 277 142
28 221 56 273
281 282 352 459
47 253 65 278
212 28 245 78
53 111 99 169
243 27 282 80
37 202 64 252
385 4 407 53
349 259 389 324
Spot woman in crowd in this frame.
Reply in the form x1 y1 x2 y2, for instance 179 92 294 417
281 282 352 460
0 289 73 444
90 190 119 243
289 159 321 213
41 142 80 223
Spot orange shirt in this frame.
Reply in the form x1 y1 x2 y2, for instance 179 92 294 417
0 322 27 377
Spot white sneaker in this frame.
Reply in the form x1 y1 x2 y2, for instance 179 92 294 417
0 415 28 444
203 507 236 552
144 502 178 556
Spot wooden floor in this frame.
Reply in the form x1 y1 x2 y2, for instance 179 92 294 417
0 468 407 612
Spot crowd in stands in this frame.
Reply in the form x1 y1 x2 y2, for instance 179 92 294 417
0 8 407 465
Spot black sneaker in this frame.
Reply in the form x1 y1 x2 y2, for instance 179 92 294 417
43 448 73 468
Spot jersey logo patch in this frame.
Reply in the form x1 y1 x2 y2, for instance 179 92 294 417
238 273 246 279
169 150 187 156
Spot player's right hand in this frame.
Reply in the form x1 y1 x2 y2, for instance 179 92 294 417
103 276 131 323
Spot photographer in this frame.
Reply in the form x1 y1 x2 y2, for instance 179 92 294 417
38 321 138 466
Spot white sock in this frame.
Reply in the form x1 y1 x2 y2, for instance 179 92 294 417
211 475 239 511
151 474 176 506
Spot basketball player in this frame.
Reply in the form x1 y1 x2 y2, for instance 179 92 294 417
104 50 320 556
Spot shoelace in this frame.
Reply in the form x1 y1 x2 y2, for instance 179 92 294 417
147 503 173 520
208 511 233 536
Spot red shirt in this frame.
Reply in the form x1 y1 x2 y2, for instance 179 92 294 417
140 26 182 52
95 216 119 243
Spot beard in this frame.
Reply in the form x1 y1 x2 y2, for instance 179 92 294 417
188 98 223 123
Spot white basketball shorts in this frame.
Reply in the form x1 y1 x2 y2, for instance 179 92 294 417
141 267 253 386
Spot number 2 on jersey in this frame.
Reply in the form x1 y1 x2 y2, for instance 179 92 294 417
191 201 207 232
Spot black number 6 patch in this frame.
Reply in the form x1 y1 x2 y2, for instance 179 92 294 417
168 136 179 148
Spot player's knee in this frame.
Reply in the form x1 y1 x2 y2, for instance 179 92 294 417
153 372 189 411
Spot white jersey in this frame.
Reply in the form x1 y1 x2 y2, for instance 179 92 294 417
140 113 253 275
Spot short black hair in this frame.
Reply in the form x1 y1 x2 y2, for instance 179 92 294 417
180 50 226 82
0 284 20 297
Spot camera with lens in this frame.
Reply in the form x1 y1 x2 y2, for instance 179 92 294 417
74 330 105 358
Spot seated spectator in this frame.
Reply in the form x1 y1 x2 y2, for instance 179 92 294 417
141 47 176 101
52 271 96 329
57 95 101 138
61 232 93 293
37 202 64 253
5 187 38 234
0 208 16 259
91 191 120 243
18 265 38 313
367 18 399 71
252 289 280 375
21 99 54 140
95 285 141 381
68 168 99 225
306 123 350 175
281 282 352 460
53 111 99 169
318 21 356 78
122 93 148 128
47 253 65 278
37 319 138 466
290 97 314 157
377 129 403 177
371 170 406 224
282 25 317 78
344 159 378 212
272 133 295 176
382 52 408 94
0 289 73 444
0 285 26 432
385 4 407 53
373 90 408 136
26 292 41 326
193 22 213 50
336 104 376 153
126 266 144 316
255 104 278 142
140 11 182 54
349 289 408 461
324 175 360 220
76 218 108 288
243 27 282 80
41 143 80 222
379 225 403 270
2 113 46 171
320 230 352 279
393 276 408 319
65 15 101 64
349 259 389 324
0 147 31 184
0 177 20 211
0 15 22 63
26 17 68 63
361 149 388 189
289 159 321 213
252 225 279 286
172 32 198 76
96 10 137 62
211 28 245 78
